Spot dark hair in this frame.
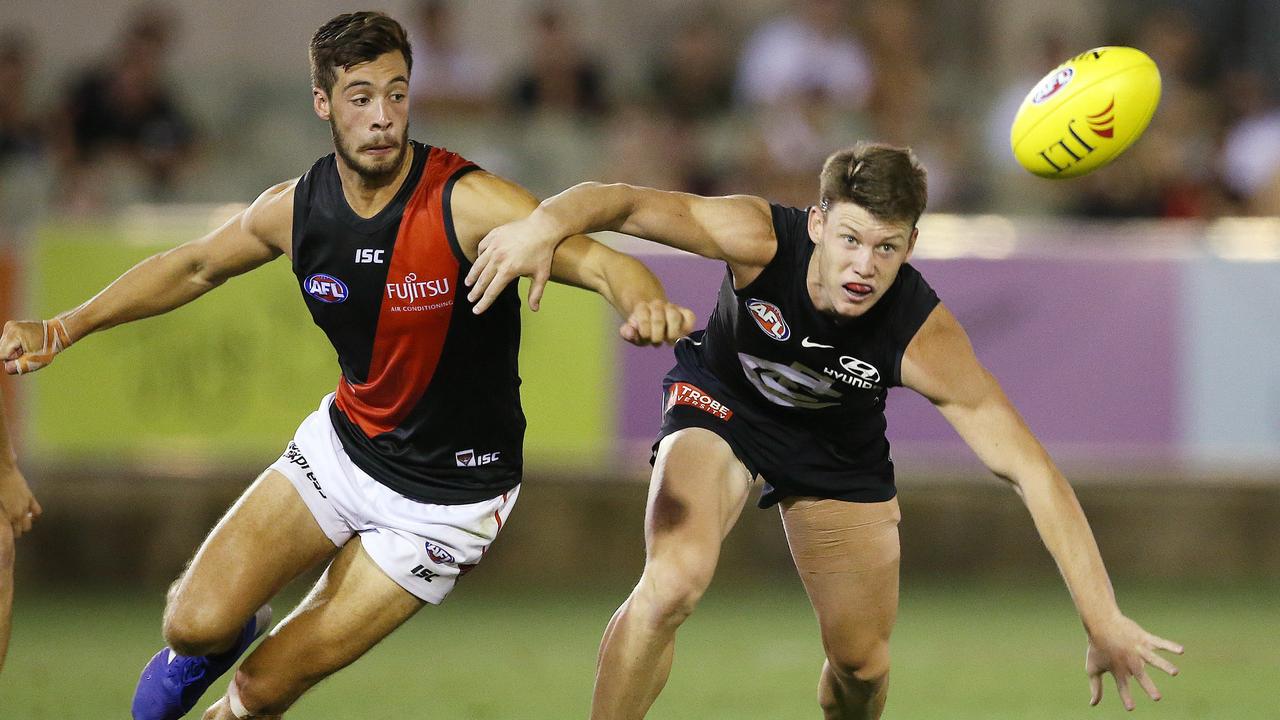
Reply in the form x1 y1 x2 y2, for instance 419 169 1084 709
309 12 412 95
819 142 928 226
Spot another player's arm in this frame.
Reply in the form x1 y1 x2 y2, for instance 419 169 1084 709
465 181 778 314
900 304 1183 711
450 172 695 345
0 385 29 674
1 181 295 375
0 387 38 538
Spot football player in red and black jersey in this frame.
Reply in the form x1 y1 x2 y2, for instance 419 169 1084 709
0 12 692 720
467 143 1184 718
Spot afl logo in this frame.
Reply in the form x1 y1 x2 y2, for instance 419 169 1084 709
746 299 790 341
304 273 349 304
839 355 881 382
1031 67 1074 105
424 541 455 565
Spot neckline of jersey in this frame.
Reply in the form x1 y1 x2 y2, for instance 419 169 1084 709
331 140 429 233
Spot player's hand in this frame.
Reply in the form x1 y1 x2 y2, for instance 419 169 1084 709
2 319 73 376
1085 615 1183 711
0 463 40 539
619 300 695 347
465 215 564 315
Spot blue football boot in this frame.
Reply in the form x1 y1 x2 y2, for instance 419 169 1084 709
131 605 273 720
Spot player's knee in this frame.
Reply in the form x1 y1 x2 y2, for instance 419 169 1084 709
162 602 242 657
827 639 891 687
634 562 713 628
229 666 306 717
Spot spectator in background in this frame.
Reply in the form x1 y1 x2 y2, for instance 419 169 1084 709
730 0 874 207
1218 68 1280 215
0 32 43 165
647 10 735 123
406 0 498 119
735 0 873 110
57 4 195 205
510 6 608 118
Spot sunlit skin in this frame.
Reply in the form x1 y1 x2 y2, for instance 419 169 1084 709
312 51 413 204
805 200 918 319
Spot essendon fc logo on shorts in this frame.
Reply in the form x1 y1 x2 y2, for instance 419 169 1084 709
667 382 733 421
746 298 790 341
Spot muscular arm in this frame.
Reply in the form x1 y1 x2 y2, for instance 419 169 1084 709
452 172 694 343
465 181 777 314
56 181 294 342
1 181 295 374
901 304 1181 709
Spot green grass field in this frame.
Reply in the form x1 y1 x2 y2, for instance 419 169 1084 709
3 579 1276 719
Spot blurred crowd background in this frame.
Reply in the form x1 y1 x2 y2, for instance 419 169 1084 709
1 0 1279 230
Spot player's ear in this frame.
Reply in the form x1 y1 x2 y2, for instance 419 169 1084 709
313 87 332 121
807 205 825 246
905 226 919 259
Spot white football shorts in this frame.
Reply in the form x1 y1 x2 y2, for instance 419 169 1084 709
269 394 519 604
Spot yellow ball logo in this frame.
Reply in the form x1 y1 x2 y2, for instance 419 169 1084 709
1010 47 1161 179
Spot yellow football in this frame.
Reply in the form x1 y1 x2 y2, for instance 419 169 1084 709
1010 46 1161 179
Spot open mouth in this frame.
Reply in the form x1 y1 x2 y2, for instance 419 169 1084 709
843 282 873 301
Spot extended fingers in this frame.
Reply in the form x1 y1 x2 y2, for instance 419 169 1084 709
1141 647 1180 676
1089 672 1103 706
1114 673 1135 711
1134 670 1162 702
1148 634 1184 656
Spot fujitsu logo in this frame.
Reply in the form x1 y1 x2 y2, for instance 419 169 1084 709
386 273 451 304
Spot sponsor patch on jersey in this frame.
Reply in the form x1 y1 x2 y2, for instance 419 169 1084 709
455 449 501 467
304 273 349 304
839 355 881 382
424 541 456 564
746 298 790 341
667 382 733 421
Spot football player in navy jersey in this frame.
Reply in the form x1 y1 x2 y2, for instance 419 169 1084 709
0 12 692 720
467 142 1184 718
0 384 39 674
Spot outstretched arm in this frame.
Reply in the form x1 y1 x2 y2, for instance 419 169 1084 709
464 181 777 314
901 304 1183 711
451 172 695 345
1 180 295 375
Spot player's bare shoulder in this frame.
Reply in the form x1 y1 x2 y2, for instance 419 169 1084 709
451 171 539 261
242 178 300 257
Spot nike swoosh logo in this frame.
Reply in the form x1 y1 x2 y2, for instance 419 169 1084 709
801 337 833 349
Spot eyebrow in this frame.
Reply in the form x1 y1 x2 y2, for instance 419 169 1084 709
342 75 409 92
838 224 905 243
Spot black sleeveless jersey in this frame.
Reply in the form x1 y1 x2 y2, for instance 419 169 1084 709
689 203 939 467
291 141 524 504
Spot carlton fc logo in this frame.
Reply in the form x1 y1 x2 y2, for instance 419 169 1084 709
746 298 790 341
304 273 348 304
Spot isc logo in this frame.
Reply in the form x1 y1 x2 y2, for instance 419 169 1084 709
455 449 500 467
355 248 385 264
